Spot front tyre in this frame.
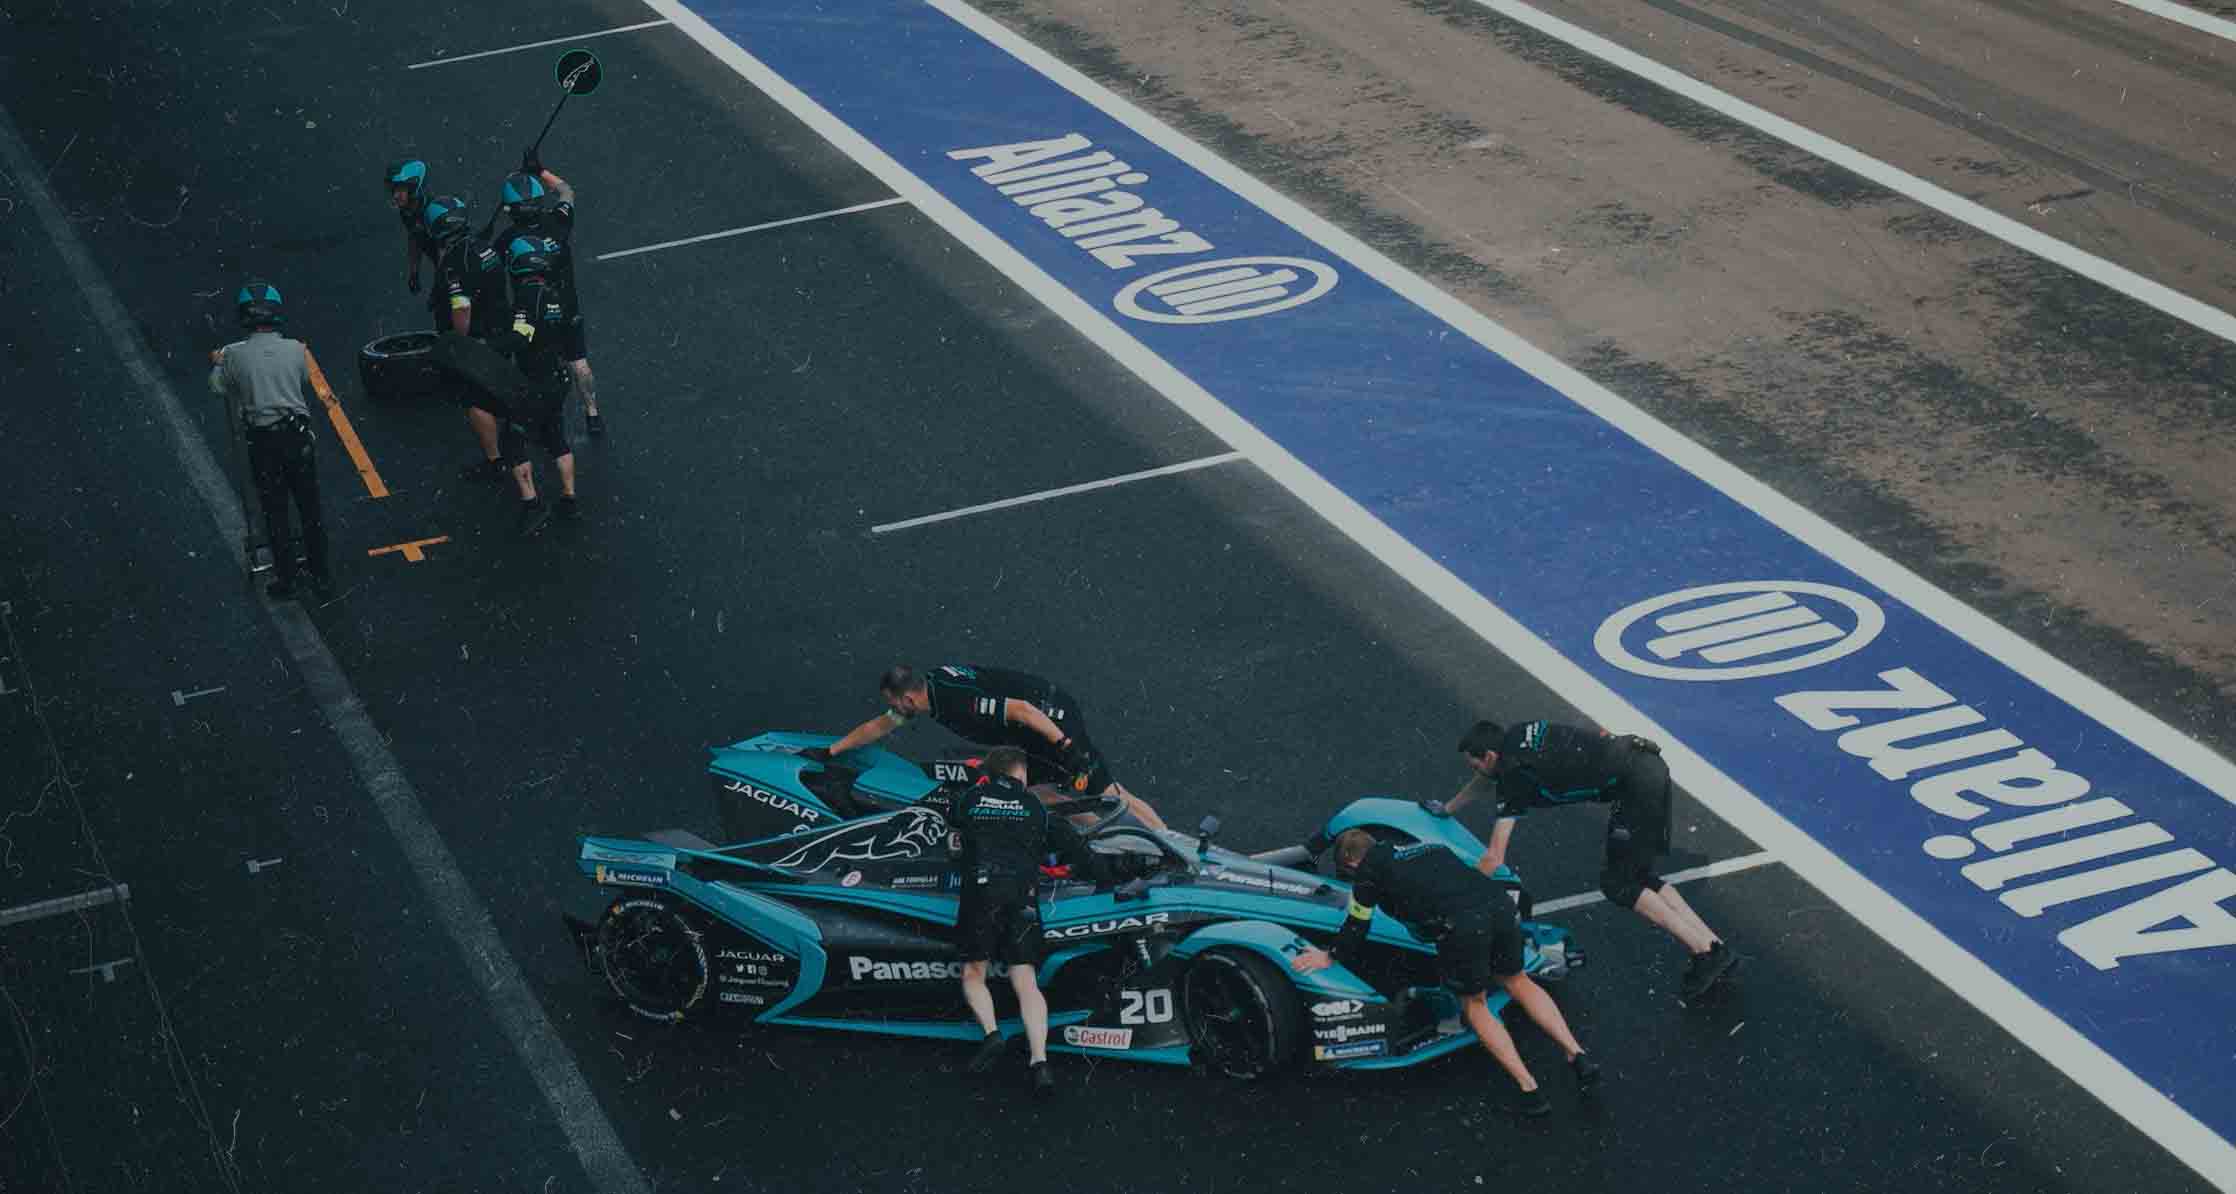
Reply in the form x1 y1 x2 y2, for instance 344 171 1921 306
596 897 710 1023
1180 948 1303 1079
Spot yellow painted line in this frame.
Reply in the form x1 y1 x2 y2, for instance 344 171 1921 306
304 347 390 499
368 535 451 563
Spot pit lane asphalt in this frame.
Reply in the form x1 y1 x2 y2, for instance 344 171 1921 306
0 1 2213 1191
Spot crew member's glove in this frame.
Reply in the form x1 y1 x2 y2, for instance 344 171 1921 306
800 746 832 763
1066 748 1102 793
1420 799 1452 818
1122 853 1160 880
407 270 421 295
521 147 543 176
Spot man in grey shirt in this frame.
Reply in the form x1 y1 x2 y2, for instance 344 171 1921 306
208 280 331 598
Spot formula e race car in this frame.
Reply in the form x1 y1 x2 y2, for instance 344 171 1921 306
562 732 1584 1078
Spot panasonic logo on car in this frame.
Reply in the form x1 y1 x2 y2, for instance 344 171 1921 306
849 956 1012 982
1598 584 2236 971
1044 912 1171 940
724 778 824 824
1062 1025 1133 1050
947 132 1337 325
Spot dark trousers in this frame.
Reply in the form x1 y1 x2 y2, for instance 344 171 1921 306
247 419 328 580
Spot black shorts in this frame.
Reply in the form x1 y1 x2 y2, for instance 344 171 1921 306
1608 751 1673 859
1434 901 1526 995
954 883 1044 967
497 383 571 462
557 313 587 362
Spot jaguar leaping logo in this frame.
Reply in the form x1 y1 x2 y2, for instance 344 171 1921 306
774 808 948 872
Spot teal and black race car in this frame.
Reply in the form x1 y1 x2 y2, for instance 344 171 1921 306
563 733 1585 1078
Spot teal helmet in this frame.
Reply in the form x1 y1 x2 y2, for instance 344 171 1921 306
383 158 427 204
422 194 470 244
505 235 555 278
499 171 545 211
235 278 284 328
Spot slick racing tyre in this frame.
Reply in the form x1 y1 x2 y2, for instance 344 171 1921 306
596 897 710 1023
357 330 443 400
1181 948 1303 1080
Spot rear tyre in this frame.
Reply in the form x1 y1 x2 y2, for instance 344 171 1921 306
358 330 442 400
596 896 710 1022
1180 948 1303 1079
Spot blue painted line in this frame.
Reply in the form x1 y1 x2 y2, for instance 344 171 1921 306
653 0 2236 1177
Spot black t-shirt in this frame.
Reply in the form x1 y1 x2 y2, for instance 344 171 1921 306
433 238 508 338
511 199 580 314
917 665 1078 750
1330 840 1499 959
1488 720 1623 818
486 279 572 390
954 775 1101 892
1348 841 1496 926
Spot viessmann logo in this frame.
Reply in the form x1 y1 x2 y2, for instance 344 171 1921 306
947 132 1338 325
1594 581 1886 681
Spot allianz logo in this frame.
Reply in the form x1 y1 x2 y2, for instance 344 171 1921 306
947 132 1337 325
1595 581 1884 682
1599 582 2236 971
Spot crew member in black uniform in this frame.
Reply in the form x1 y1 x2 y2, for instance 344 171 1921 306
499 153 602 434
820 664 1165 828
953 747 1150 1094
486 236 582 535
208 280 331 600
382 159 436 314
1292 829 1596 1116
421 194 510 480
1439 719 1737 997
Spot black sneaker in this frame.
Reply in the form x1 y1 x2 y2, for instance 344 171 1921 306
965 1032 1008 1074
557 495 582 521
265 576 300 600
461 458 507 483
516 499 551 538
1029 1060 1055 1098
585 412 605 436
1504 1086 1552 1118
1682 943 1737 999
1570 1053 1601 1093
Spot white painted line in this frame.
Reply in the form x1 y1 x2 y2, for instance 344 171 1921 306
869 452 1245 534
404 19 671 70
0 884 131 929
647 3 2236 1184
2112 0 2236 44
0 105 652 1194
68 957 134 983
170 684 225 707
1533 850 1779 915
595 197 909 261
1472 0 2236 348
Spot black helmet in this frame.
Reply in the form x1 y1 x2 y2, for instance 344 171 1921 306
505 235 555 278
235 278 284 328
383 158 427 204
422 194 470 244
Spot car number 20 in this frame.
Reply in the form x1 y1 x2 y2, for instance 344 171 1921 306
1119 988 1174 1025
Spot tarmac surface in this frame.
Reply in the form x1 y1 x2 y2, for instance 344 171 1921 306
0 1 2229 1191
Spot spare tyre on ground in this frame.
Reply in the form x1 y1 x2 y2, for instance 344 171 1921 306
358 331 443 400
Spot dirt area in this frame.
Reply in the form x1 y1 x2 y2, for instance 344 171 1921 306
974 0 2236 744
